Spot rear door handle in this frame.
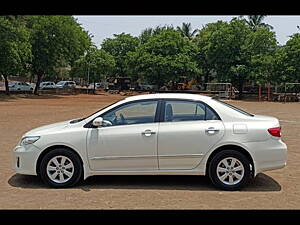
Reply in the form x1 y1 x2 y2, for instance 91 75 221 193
205 127 219 134
141 129 156 137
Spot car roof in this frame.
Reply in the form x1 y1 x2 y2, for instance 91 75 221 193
124 93 212 102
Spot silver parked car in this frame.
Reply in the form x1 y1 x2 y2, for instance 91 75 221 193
55 81 76 89
8 82 34 92
40 82 56 89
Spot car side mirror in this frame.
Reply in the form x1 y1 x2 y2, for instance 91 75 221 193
93 117 103 127
92 117 113 127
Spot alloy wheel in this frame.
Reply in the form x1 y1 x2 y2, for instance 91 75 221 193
46 155 74 184
216 157 245 185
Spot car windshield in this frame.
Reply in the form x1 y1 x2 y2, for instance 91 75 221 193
213 99 254 117
57 81 65 85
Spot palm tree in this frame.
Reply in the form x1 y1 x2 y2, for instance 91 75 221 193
240 15 273 31
139 28 154 43
176 22 198 40
139 25 174 43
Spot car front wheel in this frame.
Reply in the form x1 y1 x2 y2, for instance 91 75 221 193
208 150 252 191
39 148 83 188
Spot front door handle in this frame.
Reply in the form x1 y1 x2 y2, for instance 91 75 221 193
141 129 156 137
205 127 220 134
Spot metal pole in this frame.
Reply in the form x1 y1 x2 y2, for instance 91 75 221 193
87 63 89 95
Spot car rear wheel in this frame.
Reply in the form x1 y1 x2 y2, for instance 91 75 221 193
39 148 82 188
208 150 251 191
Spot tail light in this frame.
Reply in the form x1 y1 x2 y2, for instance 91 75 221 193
268 127 281 137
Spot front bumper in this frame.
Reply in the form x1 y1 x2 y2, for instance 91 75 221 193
12 144 41 176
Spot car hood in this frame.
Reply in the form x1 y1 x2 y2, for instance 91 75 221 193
24 120 71 136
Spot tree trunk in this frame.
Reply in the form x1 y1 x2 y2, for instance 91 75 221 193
93 79 96 94
203 70 209 90
3 75 9 95
34 72 43 95
29 73 33 83
238 79 244 100
267 83 271 101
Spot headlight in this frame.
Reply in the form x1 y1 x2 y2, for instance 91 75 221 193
20 136 40 146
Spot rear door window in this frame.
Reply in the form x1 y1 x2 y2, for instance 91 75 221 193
163 100 220 122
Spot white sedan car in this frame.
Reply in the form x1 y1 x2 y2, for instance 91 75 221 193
55 81 76 89
12 93 287 190
40 82 56 89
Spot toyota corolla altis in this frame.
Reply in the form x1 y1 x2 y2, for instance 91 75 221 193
12 93 287 190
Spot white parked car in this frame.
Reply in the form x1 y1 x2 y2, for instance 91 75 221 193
40 82 56 89
12 93 287 190
8 82 33 92
88 83 101 89
55 81 76 89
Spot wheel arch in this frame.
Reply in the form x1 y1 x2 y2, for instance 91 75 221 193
36 145 84 176
205 144 255 177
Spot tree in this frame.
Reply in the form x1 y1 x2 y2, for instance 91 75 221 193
139 25 175 44
278 33 300 83
101 33 139 77
246 26 278 85
126 29 200 87
239 15 273 31
27 16 91 94
71 47 115 93
193 21 229 86
194 19 277 99
177 22 198 40
0 16 32 95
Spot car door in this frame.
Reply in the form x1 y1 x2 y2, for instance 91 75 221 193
22 82 30 91
15 82 21 91
87 100 160 171
157 99 224 170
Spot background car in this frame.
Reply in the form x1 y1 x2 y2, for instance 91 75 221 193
138 83 157 91
40 82 56 89
8 82 34 92
55 81 76 89
88 83 101 89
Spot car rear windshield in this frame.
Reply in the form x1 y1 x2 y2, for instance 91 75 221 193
213 99 254 117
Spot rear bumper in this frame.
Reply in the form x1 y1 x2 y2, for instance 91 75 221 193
244 139 287 176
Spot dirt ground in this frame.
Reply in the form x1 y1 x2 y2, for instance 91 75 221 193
0 92 299 209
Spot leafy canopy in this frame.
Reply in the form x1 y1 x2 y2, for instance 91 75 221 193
126 29 200 86
101 33 139 77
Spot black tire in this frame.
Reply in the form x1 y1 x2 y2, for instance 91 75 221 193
39 148 83 188
208 150 252 191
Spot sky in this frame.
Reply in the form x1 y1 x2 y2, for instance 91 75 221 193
74 15 300 47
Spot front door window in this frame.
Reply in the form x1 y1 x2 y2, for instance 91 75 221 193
101 100 158 126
